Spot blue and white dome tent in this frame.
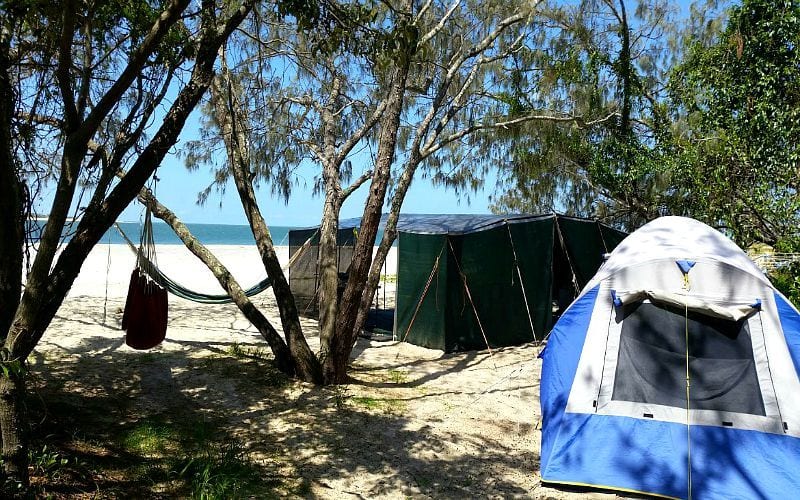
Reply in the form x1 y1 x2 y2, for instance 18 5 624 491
540 216 800 499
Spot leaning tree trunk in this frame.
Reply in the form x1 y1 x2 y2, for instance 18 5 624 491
211 68 323 383
0 19 28 487
352 151 419 339
139 189 298 375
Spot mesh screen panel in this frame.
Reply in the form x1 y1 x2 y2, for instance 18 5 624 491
288 228 356 317
613 302 765 416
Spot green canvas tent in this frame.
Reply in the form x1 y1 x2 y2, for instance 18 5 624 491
394 214 626 351
287 214 626 351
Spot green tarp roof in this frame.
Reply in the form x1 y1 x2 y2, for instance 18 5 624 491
332 213 596 235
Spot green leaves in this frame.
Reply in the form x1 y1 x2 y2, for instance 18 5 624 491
491 0 677 228
0 359 25 380
669 0 800 245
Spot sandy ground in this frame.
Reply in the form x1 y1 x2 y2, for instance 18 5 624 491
37 244 615 498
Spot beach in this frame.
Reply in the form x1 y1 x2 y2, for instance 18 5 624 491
67 244 399 299
34 243 601 498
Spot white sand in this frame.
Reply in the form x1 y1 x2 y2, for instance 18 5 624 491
37 244 599 498
68 244 399 299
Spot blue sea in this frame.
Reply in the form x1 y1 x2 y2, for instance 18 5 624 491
30 220 387 246
105 221 294 246
29 219 293 246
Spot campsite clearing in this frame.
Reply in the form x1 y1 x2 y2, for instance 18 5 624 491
29 255 614 498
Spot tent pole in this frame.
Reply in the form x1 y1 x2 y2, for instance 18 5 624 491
383 258 387 310
506 223 537 342
400 242 445 343
447 239 495 361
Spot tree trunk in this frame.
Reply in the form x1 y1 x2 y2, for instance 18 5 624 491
211 69 323 383
323 56 412 384
315 73 344 368
140 190 298 376
316 194 341 365
617 0 632 139
0 372 27 488
0 28 24 341
352 154 419 338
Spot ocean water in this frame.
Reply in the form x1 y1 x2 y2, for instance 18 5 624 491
106 221 293 246
30 220 388 246
30 220 293 246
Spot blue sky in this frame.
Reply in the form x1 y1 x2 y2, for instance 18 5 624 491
63 0 703 228
115 0 702 228
118 126 497 227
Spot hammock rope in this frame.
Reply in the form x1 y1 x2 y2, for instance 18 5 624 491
122 203 169 349
115 222 314 304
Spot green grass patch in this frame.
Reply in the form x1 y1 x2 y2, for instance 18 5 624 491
227 342 270 361
29 444 72 478
350 396 407 414
119 415 280 498
137 352 158 364
123 419 181 457
176 440 270 499
387 369 408 384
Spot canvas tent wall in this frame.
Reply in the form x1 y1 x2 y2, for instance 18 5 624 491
287 213 626 350
540 216 800 499
394 214 626 351
288 226 357 316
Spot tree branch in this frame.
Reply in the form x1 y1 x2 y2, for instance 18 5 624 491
57 1 79 129
341 169 373 200
81 0 191 139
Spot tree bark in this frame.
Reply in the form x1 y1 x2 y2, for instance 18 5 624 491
316 73 344 366
616 0 632 139
211 67 323 383
0 372 27 488
0 26 24 342
316 194 342 365
323 55 412 384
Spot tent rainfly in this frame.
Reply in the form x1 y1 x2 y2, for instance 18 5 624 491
288 214 626 351
540 216 800 499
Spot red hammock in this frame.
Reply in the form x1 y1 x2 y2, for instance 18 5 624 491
122 268 168 350
122 205 168 350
